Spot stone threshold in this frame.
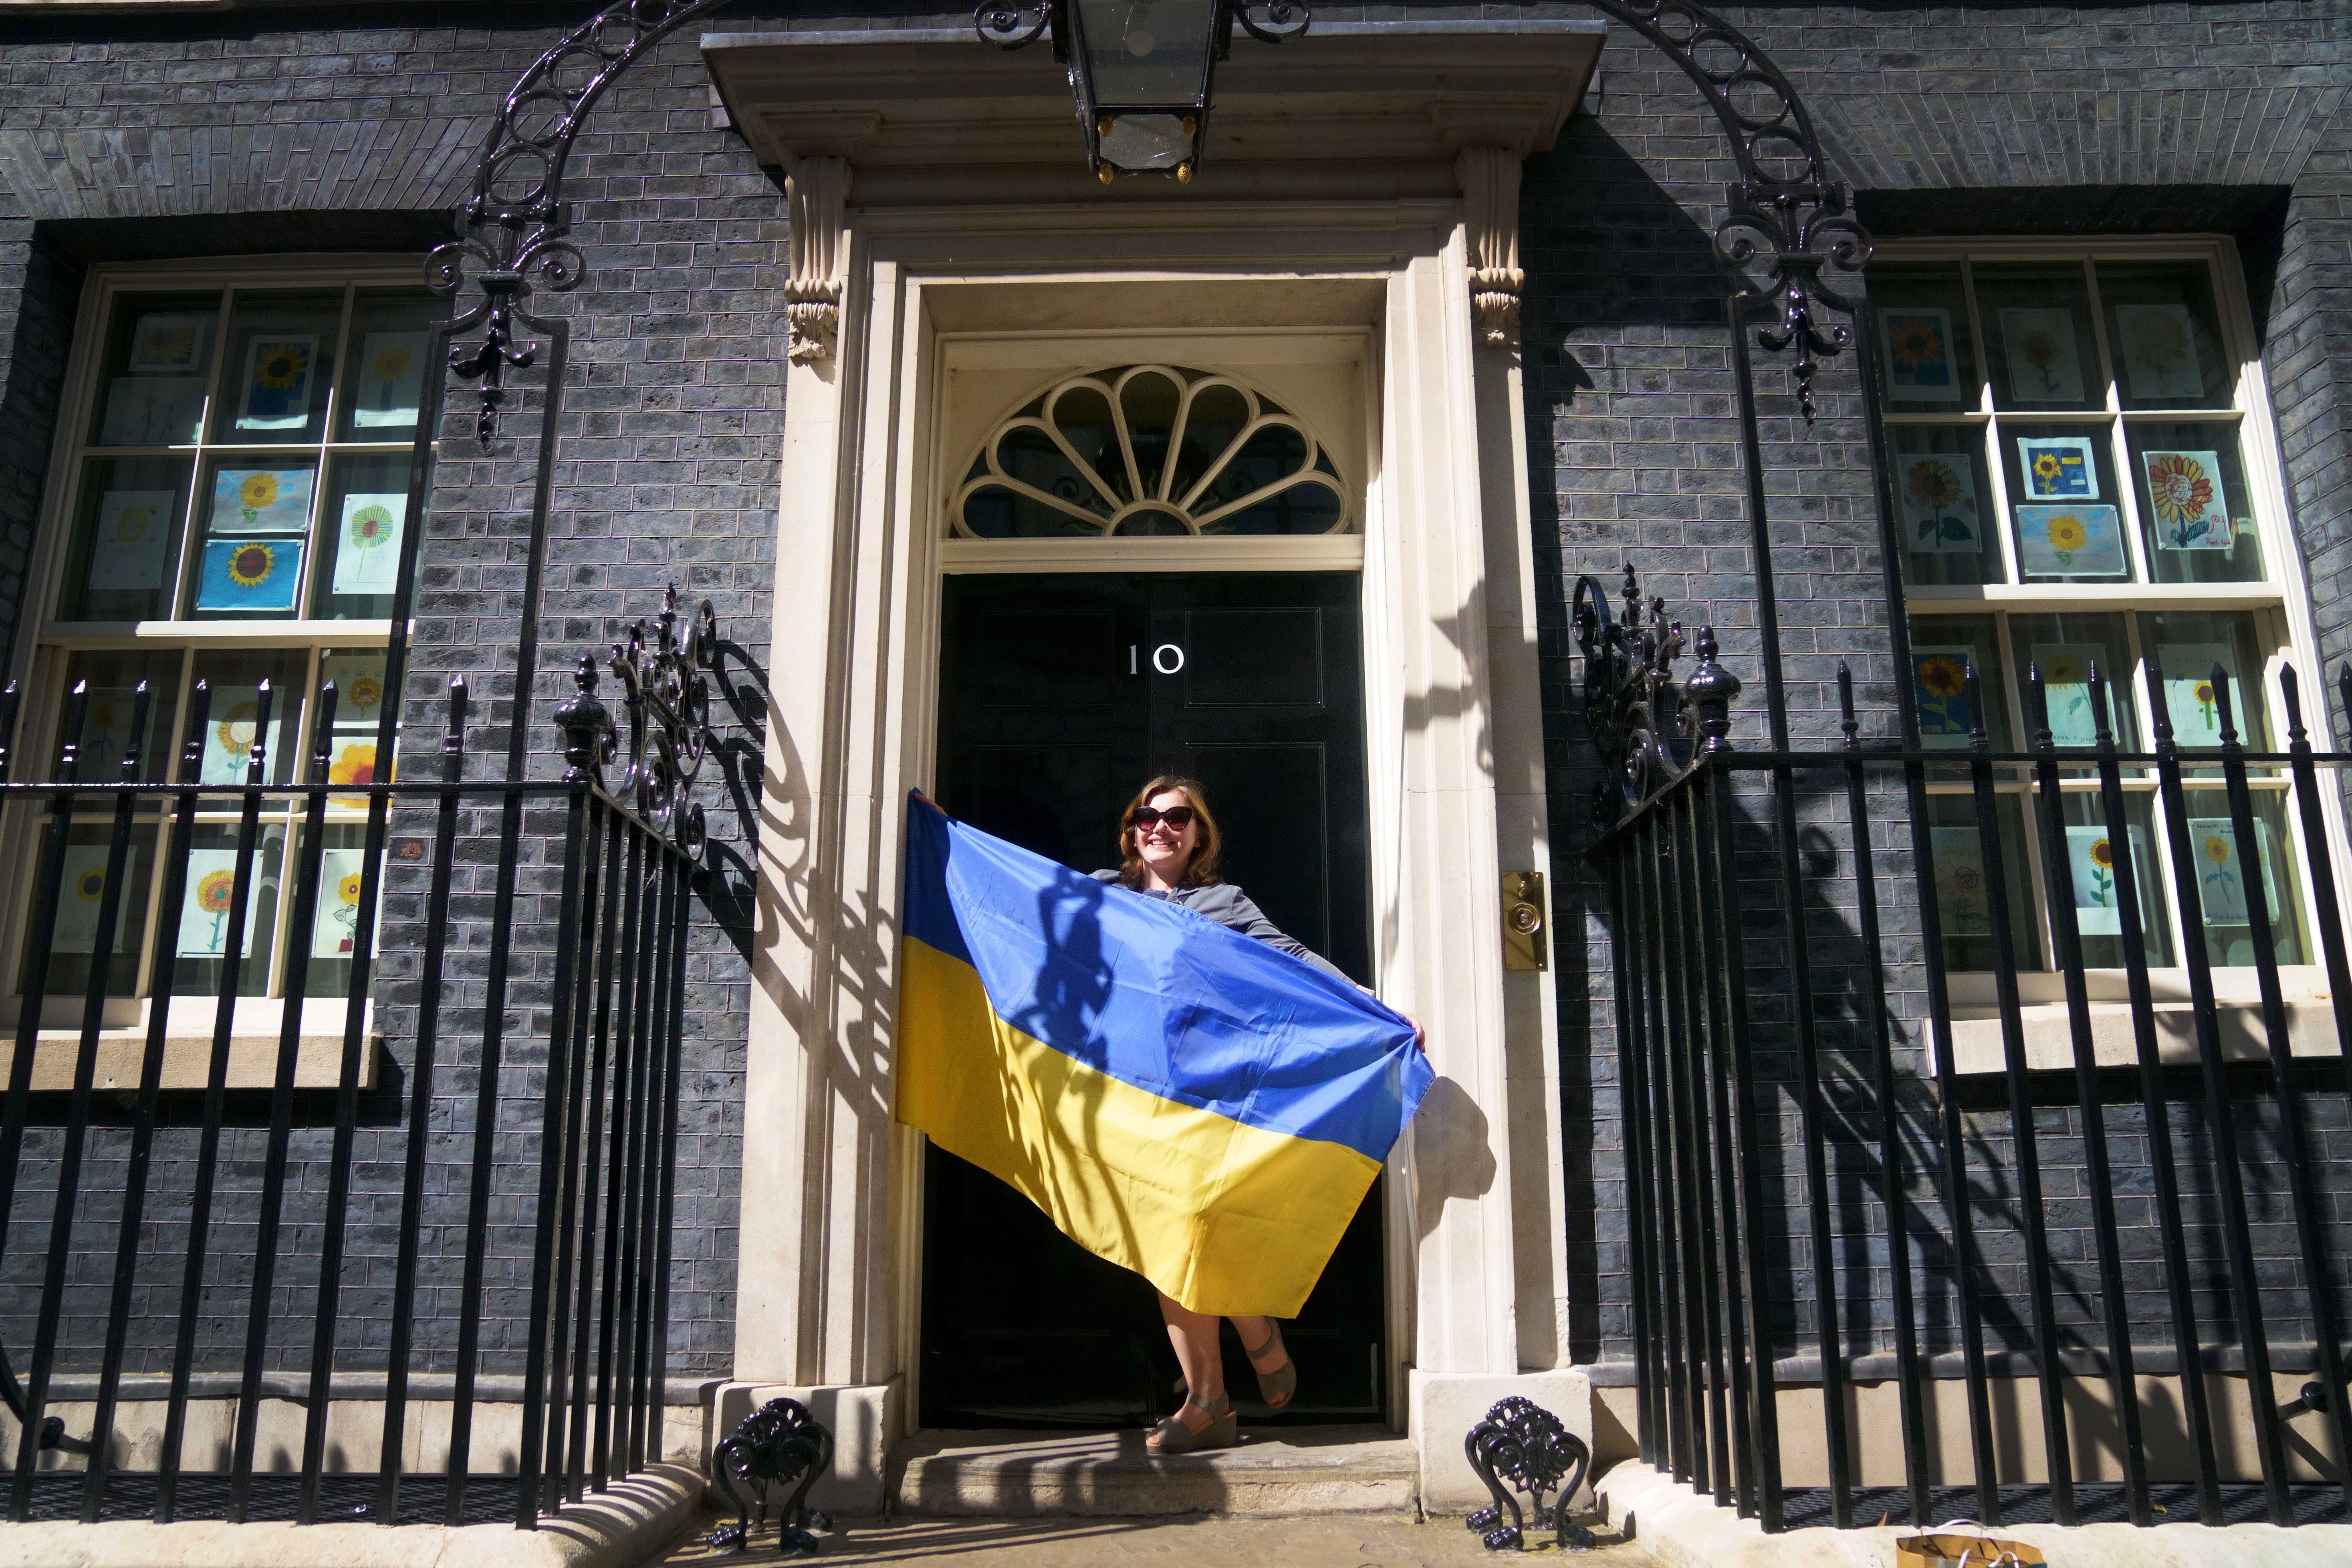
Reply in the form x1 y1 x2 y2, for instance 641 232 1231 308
892 1425 1416 1518
0 1462 700 1568
1596 1460 2352 1568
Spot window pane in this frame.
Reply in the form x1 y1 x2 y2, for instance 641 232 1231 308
208 290 342 446
1927 792 2041 971
55 456 192 624
336 291 440 442
20 823 157 999
1889 430 2002 585
88 292 219 448
54 651 182 784
2138 609 2271 753
168 822 284 997
1909 614 2007 749
188 650 307 786
2125 421 2261 582
2098 261 2231 411
313 455 406 618
1870 265 1978 411
1999 421 2130 584
315 648 389 792
2008 612 2136 747
187 456 319 621
2176 790 2308 967
1974 264 2103 414
2049 790 2173 968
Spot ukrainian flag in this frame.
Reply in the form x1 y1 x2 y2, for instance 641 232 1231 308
898 792 1432 1318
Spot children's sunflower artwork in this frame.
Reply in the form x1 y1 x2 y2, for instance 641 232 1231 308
85 489 176 592
127 314 210 375
2157 643 2239 748
175 849 264 959
352 331 428 429
2114 303 2206 401
321 653 391 799
1912 646 1978 747
1930 829 1993 936
74 686 145 780
2031 644 2114 745
197 686 291 784
2015 504 2125 578
312 850 372 959
2183 817 2277 927
51 846 134 955
332 492 404 595
235 334 318 432
1997 307 2085 403
2064 825 2153 937
1878 307 1962 402
2014 436 2099 502
198 537 304 613
1896 452 1983 554
209 466 312 533
2140 449 2233 552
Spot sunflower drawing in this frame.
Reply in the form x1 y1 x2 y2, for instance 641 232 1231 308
111 504 153 543
227 543 275 589
2204 834 2232 865
2200 831 2242 917
338 871 363 905
2084 836 2115 906
239 472 278 511
347 504 394 555
329 743 376 788
1904 458 1974 549
373 345 410 385
2127 310 2190 375
2043 511 2089 568
216 701 258 768
195 867 236 950
2021 329 2064 396
2033 452 2064 483
257 343 308 391
2146 452 2219 547
2194 679 2218 730
326 866 364 953
1891 321 1943 373
347 676 384 713
1915 653 1971 736
1908 460 1960 511
1942 860 1990 933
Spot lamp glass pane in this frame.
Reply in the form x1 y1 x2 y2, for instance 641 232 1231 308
1075 0 1218 107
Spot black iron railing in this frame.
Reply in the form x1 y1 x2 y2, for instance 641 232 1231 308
0 610 707 1528
1589 608 2352 1532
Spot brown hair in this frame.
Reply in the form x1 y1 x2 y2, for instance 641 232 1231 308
1116 775 1223 889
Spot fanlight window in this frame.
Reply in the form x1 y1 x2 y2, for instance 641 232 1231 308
952 365 1351 539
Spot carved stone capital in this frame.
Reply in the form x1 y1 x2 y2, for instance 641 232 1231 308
1457 147 1524 350
785 155 851 364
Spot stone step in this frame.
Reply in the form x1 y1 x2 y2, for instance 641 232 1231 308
891 1424 1418 1517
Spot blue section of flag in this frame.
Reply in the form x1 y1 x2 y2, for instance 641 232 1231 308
904 792 1430 1163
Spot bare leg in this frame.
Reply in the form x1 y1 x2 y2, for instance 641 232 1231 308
1227 1314 1294 1409
1151 1292 1226 1446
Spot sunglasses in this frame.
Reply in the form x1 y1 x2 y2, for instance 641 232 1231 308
1131 805 1197 830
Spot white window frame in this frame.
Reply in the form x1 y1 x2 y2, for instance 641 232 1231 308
1882 234 2351 1064
0 255 428 1076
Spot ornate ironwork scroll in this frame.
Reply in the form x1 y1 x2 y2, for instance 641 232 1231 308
709 1396 835 1557
553 583 717 858
976 0 1311 50
430 0 735 445
1574 566 1740 826
1464 1397 1597 1552
1583 1 1872 420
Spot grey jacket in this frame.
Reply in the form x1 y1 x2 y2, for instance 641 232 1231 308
1089 870 1349 983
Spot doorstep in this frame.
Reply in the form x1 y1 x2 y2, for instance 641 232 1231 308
891 1425 1416 1517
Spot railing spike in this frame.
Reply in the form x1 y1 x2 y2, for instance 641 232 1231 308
2338 663 2352 752
2147 658 2177 749
120 682 155 783
1836 661 1857 749
2025 661 2052 751
2281 664 2306 749
1962 659 1988 749
181 680 212 785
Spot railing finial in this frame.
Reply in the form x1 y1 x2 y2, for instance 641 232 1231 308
555 656 612 787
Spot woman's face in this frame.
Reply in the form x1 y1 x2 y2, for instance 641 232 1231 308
1134 788 1200 882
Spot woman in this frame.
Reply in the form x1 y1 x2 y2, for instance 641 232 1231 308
1093 774 1416 1456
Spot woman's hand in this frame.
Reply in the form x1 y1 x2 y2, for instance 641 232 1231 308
1401 1011 1426 1053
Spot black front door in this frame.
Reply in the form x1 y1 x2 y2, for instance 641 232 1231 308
922 571 1380 1429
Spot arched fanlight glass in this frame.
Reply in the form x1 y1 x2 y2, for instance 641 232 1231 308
952 365 1351 539
976 1 1311 182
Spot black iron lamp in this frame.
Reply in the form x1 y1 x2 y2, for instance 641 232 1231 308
976 1 1310 183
